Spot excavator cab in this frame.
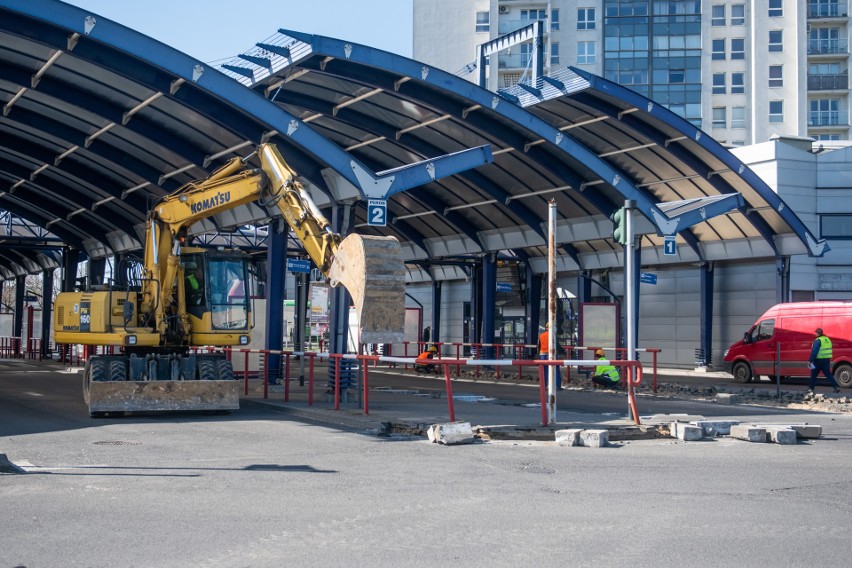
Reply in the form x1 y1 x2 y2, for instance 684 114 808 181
180 250 253 347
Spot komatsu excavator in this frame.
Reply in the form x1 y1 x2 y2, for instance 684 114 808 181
53 144 405 416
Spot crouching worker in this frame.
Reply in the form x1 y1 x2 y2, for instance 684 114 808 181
415 345 438 373
591 349 620 390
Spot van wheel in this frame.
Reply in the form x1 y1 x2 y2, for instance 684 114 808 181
835 363 852 388
731 362 752 383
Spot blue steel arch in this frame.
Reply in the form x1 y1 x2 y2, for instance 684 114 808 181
278 31 688 251
1 0 487 218
571 68 828 257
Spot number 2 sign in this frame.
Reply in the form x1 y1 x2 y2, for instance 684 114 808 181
367 199 387 227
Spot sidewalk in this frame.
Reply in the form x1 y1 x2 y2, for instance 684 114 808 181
236 363 734 440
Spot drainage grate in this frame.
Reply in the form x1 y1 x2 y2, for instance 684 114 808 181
91 441 142 446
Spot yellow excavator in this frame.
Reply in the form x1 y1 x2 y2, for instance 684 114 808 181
53 144 405 416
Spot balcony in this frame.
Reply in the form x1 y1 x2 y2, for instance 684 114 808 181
808 73 850 90
498 18 548 35
808 111 849 126
808 38 849 55
498 53 527 69
807 2 848 18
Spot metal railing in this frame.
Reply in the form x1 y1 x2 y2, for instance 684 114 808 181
808 74 849 90
808 38 849 54
807 2 848 18
808 110 849 126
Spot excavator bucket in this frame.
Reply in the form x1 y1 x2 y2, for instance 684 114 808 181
328 234 406 345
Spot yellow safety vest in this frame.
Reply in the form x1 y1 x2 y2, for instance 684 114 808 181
595 360 620 382
187 273 200 291
816 336 833 359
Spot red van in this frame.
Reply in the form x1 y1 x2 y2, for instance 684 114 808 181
723 302 852 388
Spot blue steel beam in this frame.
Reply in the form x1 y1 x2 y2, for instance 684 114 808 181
655 194 746 235
0 1 491 203
280 31 677 235
571 68 829 258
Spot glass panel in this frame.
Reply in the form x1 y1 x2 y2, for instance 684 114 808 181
209 258 250 330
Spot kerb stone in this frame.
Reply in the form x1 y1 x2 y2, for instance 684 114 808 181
752 424 822 439
730 424 766 443
766 427 797 445
671 422 704 441
579 429 609 448
555 429 582 446
715 393 741 405
692 420 741 437
427 422 474 445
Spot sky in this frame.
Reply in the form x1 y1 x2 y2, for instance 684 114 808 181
62 0 413 65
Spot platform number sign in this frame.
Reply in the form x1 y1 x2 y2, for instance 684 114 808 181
664 235 677 256
367 199 387 227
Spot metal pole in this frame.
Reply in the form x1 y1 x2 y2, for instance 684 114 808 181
624 199 636 419
547 199 557 425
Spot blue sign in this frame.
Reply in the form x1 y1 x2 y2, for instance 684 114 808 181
287 258 311 273
639 272 657 285
664 236 677 256
367 199 387 227
496 282 512 292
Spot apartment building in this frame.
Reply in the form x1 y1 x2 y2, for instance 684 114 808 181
413 0 852 145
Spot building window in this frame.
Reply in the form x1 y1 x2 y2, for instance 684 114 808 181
731 73 745 94
550 42 560 65
732 140 746 146
769 100 783 123
669 69 685 83
712 39 726 60
521 9 547 21
713 107 727 128
713 73 726 94
578 8 596 30
810 99 841 126
821 215 852 238
769 0 783 17
769 65 783 87
475 11 490 33
577 41 595 64
551 9 560 31
769 30 783 52
731 38 745 60
711 4 726 26
731 106 746 128
731 4 745 25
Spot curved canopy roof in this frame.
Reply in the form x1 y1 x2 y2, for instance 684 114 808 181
0 0 827 281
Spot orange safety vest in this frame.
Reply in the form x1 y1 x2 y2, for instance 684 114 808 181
538 331 550 355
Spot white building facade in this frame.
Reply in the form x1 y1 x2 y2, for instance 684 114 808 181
413 0 852 145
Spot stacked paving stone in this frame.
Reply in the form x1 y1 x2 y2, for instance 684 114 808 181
666 420 822 445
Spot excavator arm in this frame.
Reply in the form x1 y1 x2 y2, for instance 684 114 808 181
142 143 405 344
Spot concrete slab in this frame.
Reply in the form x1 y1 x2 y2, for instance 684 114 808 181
692 420 741 437
579 429 609 448
766 427 797 445
751 424 822 439
427 421 474 445
555 429 581 446
671 422 704 441
730 424 767 443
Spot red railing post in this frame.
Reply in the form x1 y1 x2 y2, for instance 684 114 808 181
455 342 461 376
443 362 456 422
403 341 410 370
475 344 481 379
495 344 502 380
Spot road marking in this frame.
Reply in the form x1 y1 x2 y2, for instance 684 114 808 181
23 391 44 397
